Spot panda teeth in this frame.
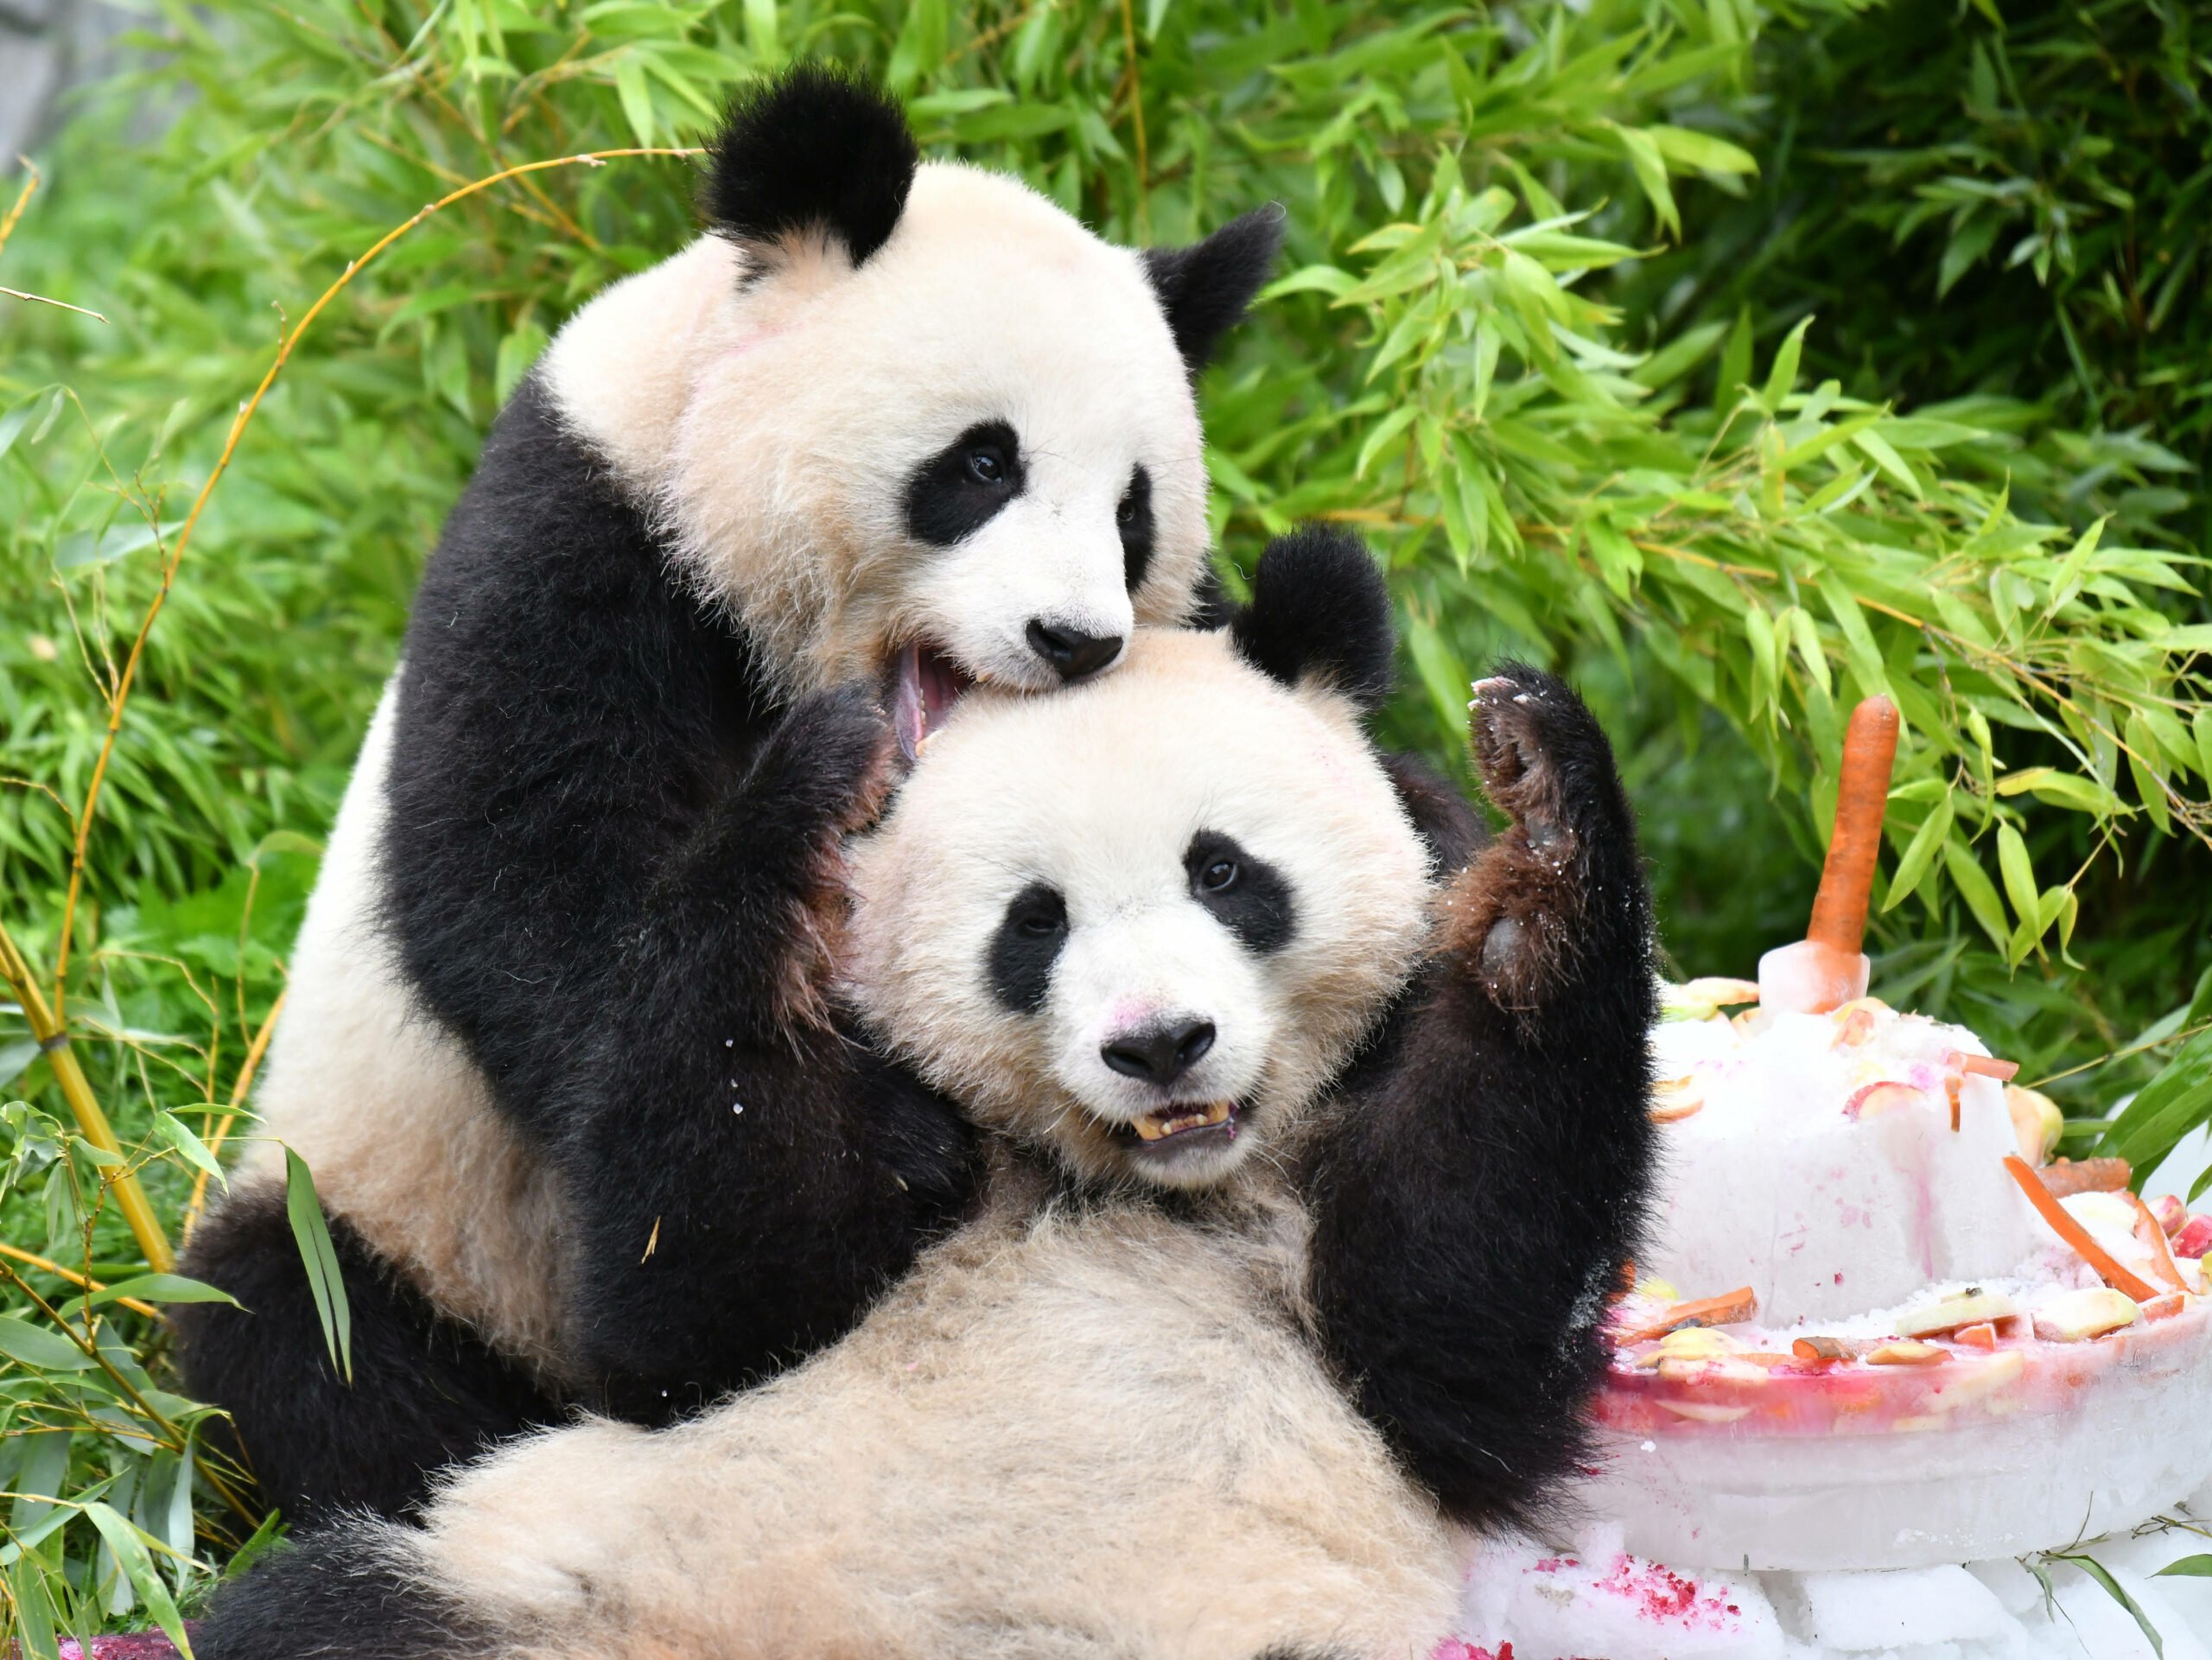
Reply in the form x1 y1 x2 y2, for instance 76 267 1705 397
1132 1102 1232 1142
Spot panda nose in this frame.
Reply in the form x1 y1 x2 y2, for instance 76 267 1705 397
1027 620 1123 683
1101 1019 1216 1085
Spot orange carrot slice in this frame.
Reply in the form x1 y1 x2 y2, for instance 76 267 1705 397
2129 1193 2192 1295
1616 1287 1758 1345
2141 1293 2187 1323
1954 1321 1998 1350
2004 1155 2161 1302
1808 696 1899 958
1958 1054 2018 1080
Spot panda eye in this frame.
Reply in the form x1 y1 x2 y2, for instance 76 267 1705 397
1199 858 1238 894
1116 493 1137 526
965 446 1006 486
1013 892 1067 938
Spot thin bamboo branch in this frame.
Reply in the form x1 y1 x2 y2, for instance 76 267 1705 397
1117 0 1148 232
0 160 37 265
43 143 701 1020
182 985 287 1243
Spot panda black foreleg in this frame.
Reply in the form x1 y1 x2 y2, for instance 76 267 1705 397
1306 663 1656 1530
175 1184 560 1523
554 685 977 1416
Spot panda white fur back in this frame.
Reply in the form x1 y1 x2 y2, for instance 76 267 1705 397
234 688 576 1375
177 65 1287 1520
204 542 1664 1660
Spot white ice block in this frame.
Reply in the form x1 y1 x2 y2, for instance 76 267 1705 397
1766 1565 2012 1649
1645 1007 2042 1324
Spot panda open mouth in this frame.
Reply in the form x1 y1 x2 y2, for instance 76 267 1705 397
1116 1101 1237 1148
889 639 975 763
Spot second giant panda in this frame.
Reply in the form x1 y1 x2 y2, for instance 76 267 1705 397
175 64 1284 1521
200 532 1659 1660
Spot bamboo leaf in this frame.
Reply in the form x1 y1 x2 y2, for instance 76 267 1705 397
1714 307 1752 413
1996 824 2037 930
81 1502 194 1658
0 1318 98 1373
1852 427 1922 498
87 1274 239 1309
1760 315 1812 408
284 1147 353 1385
1943 841 2012 952
2126 711 2172 835
1883 796 1953 912
2098 1027 2212 1174
1646 124 1758 175
2044 1552 2163 1658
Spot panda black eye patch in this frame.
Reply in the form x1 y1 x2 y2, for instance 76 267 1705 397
1118 464 1154 593
1185 831 1294 954
905 420 1026 546
988 881 1067 1014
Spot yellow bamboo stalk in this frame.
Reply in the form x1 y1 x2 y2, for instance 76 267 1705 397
0 919 173 1272
0 1241 161 1319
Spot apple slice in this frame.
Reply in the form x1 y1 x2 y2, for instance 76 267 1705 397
2005 1084 2064 1164
1866 1340 1949 1366
1650 1074 1705 1123
1660 978 1760 1021
1895 1289 2019 1339
1842 1079 1933 1120
2173 1216 2212 1260
2031 1287 2140 1343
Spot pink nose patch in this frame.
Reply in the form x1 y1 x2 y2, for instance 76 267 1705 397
1107 997 1157 1034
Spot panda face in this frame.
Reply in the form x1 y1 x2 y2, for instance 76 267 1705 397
543 165 1225 754
842 629 1433 1191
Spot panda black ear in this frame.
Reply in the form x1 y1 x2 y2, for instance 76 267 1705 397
1141 206 1286 373
703 64 918 272
1230 525 1395 716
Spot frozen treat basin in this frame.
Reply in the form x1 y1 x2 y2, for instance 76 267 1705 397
1587 1300 2212 1569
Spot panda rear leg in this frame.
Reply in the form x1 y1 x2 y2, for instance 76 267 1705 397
175 1182 561 1523
197 1517 487 1660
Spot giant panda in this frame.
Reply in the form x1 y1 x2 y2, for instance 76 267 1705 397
200 531 1659 1660
173 63 1286 1523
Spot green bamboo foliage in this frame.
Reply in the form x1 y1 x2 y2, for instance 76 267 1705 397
0 0 2207 1632
1253 163 2212 970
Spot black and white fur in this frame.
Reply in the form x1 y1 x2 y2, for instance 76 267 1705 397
201 534 1659 1660
174 65 1282 1522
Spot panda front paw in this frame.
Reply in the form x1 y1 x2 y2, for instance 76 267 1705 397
1468 662 1618 849
746 682 899 843
1452 665 1643 1015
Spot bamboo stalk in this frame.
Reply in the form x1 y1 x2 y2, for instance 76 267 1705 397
0 1242 160 1319
0 919 174 1272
